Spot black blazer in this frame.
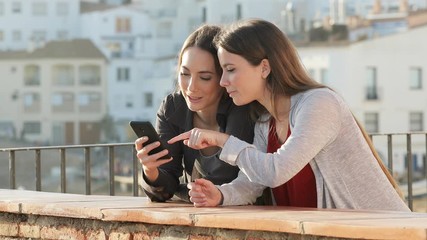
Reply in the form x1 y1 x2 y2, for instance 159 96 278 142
141 92 255 202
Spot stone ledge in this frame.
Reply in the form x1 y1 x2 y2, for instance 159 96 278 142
1 189 426 240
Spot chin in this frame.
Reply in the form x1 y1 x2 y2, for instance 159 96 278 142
231 98 246 106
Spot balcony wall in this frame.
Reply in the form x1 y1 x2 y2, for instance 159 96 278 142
1 189 427 240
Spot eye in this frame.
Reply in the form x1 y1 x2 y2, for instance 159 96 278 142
226 68 235 72
180 72 190 77
200 75 212 81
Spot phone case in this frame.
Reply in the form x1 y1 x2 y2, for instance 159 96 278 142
129 121 171 158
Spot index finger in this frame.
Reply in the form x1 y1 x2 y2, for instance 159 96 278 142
168 131 191 144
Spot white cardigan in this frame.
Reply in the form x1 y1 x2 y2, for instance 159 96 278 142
218 88 410 211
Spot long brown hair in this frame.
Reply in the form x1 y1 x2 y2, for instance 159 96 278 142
215 18 403 199
354 117 405 199
213 19 324 119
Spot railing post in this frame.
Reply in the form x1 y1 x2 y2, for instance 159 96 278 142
35 150 41 191
84 147 91 195
9 151 16 189
109 146 115 196
387 134 393 174
60 148 66 193
133 147 139 197
407 134 413 211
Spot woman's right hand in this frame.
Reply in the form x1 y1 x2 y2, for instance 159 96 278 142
187 178 223 207
135 136 173 182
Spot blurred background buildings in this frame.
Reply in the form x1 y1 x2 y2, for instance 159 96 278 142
0 0 427 175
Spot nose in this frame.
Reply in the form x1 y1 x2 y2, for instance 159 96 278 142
219 74 228 87
188 76 197 91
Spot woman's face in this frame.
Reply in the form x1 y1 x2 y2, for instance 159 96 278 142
179 47 223 113
218 47 266 106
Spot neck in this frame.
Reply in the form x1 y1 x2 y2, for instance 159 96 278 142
259 91 290 121
194 111 217 127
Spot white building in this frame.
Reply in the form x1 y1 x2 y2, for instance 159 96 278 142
80 0 205 141
298 24 427 175
0 0 80 51
0 39 108 145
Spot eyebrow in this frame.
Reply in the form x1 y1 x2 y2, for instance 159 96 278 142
181 66 215 74
221 63 233 68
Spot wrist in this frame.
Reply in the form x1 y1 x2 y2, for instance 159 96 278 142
217 133 230 148
218 188 224 206
143 167 159 182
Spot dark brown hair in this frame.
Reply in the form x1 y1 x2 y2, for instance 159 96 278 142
176 24 223 86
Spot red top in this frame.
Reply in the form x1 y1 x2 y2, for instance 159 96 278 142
267 118 317 207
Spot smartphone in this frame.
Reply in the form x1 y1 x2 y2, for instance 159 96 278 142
129 121 171 159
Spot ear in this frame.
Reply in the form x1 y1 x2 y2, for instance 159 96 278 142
260 59 271 79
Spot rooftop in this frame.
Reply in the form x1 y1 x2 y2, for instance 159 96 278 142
0 39 106 60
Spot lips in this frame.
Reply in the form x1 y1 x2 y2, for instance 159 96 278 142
227 90 237 97
187 95 202 103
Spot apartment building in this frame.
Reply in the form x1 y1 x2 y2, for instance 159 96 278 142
298 24 427 174
80 0 204 141
0 0 80 51
0 39 107 145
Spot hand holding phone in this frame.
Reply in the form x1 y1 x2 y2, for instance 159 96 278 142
129 121 171 159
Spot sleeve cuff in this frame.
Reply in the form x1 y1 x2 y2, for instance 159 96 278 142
219 135 253 166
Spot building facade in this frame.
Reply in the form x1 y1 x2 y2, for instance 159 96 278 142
0 0 80 51
298 24 427 175
0 39 107 145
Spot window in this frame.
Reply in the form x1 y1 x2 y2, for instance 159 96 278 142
364 112 379 133
410 67 422 90
12 30 21 41
24 65 41 86
236 4 242 20
52 65 74 86
0 3 4 15
23 122 41 134
57 30 68 40
78 92 101 112
51 92 74 112
409 112 423 131
23 93 41 112
32 30 46 42
12 2 21 13
56 2 68 16
117 67 130 81
157 22 172 38
144 92 153 107
366 67 378 100
321 68 329 85
32 2 47 16
202 7 206 22
125 95 133 108
79 65 100 85
116 17 131 33
307 68 315 78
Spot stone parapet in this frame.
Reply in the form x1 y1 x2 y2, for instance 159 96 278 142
0 189 426 240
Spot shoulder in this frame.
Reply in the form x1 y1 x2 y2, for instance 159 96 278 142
291 88 345 112
158 92 187 115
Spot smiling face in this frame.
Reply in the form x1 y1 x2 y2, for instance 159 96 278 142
178 46 223 113
218 47 269 106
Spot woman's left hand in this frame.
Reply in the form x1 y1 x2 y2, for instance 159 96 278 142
187 178 223 207
168 128 230 149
